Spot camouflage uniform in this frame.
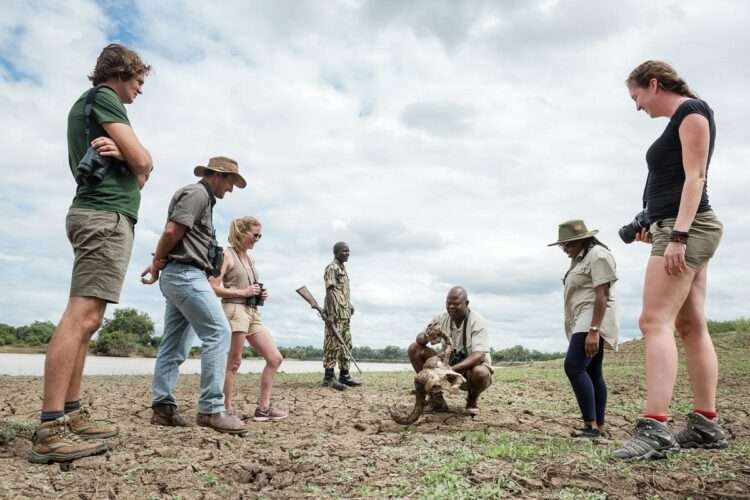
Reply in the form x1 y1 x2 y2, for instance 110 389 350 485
323 259 352 370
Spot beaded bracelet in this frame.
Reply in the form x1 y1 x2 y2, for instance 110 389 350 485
669 230 689 244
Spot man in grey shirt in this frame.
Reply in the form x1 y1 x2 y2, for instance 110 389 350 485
141 157 246 433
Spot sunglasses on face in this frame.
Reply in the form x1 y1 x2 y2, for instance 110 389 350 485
249 232 262 240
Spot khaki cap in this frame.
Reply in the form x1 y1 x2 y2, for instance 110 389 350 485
194 156 247 189
547 219 599 246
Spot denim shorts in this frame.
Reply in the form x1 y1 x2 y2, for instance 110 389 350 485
650 210 723 268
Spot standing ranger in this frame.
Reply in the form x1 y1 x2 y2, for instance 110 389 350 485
31 44 153 464
322 242 362 389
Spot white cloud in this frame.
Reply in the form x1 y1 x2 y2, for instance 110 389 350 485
1 0 748 353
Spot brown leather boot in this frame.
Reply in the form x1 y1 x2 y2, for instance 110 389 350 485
196 411 247 434
67 408 118 439
29 417 108 464
151 403 191 427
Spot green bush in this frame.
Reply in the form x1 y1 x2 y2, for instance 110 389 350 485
0 324 16 345
14 321 55 346
101 308 155 346
708 318 750 334
92 330 138 357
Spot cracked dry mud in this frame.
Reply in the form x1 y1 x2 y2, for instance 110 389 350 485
1 332 749 499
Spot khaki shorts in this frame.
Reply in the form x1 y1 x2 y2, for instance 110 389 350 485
66 207 134 303
650 210 723 268
222 302 265 334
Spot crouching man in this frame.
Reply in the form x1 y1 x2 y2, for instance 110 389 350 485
141 157 246 434
407 286 493 415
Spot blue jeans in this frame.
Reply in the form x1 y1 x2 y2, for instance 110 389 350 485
152 262 230 414
564 332 607 425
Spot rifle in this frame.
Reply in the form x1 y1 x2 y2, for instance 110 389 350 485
296 286 362 374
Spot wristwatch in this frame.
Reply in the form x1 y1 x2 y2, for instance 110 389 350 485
589 326 600 332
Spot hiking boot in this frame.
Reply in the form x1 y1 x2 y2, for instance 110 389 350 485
571 426 602 439
424 392 449 413
676 412 729 449
253 405 289 422
151 403 191 427
196 411 247 434
339 369 362 387
322 368 346 391
613 417 679 460
29 417 108 464
67 408 118 439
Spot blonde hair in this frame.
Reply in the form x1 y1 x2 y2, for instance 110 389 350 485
626 60 697 98
228 216 261 250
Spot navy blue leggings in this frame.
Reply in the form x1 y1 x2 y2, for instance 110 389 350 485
564 332 607 425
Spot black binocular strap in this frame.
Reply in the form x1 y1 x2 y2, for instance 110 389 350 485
461 311 469 354
82 85 103 145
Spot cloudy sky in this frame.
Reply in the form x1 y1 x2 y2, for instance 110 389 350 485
1 0 748 352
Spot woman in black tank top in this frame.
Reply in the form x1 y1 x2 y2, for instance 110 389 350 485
614 61 727 460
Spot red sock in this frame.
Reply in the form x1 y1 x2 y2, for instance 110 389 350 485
642 413 668 423
694 409 717 420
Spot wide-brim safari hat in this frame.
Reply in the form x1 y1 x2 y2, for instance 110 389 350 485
547 219 599 246
194 156 247 189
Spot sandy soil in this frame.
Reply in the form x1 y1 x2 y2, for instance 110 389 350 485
1 333 749 499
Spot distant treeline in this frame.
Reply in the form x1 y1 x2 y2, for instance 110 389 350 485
0 309 158 357
2 309 747 361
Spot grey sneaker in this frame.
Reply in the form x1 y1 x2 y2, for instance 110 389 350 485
613 417 679 460
676 412 728 449
253 406 288 422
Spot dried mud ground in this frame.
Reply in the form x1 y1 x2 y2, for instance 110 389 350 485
2 332 750 500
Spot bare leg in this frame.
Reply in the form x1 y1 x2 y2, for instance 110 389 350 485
674 267 718 411
223 332 246 412
247 328 283 409
465 365 492 399
640 257 696 416
43 297 106 412
65 340 90 404
407 342 437 373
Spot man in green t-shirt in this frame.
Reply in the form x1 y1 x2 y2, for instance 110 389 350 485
31 44 154 464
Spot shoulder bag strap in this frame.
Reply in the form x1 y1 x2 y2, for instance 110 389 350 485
461 311 470 353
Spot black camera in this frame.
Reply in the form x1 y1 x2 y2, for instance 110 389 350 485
449 350 468 366
206 243 224 278
255 282 266 307
619 209 651 244
75 147 128 187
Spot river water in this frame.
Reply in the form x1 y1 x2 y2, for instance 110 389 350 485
0 353 411 376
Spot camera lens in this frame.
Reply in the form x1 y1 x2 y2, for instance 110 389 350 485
618 222 638 244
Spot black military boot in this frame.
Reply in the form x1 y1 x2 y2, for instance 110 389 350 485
339 369 362 387
322 368 346 391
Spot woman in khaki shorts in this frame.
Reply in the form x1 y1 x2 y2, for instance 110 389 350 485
209 217 287 421
615 61 727 460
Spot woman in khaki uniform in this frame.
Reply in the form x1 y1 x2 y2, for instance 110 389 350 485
550 220 618 438
210 217 287 421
